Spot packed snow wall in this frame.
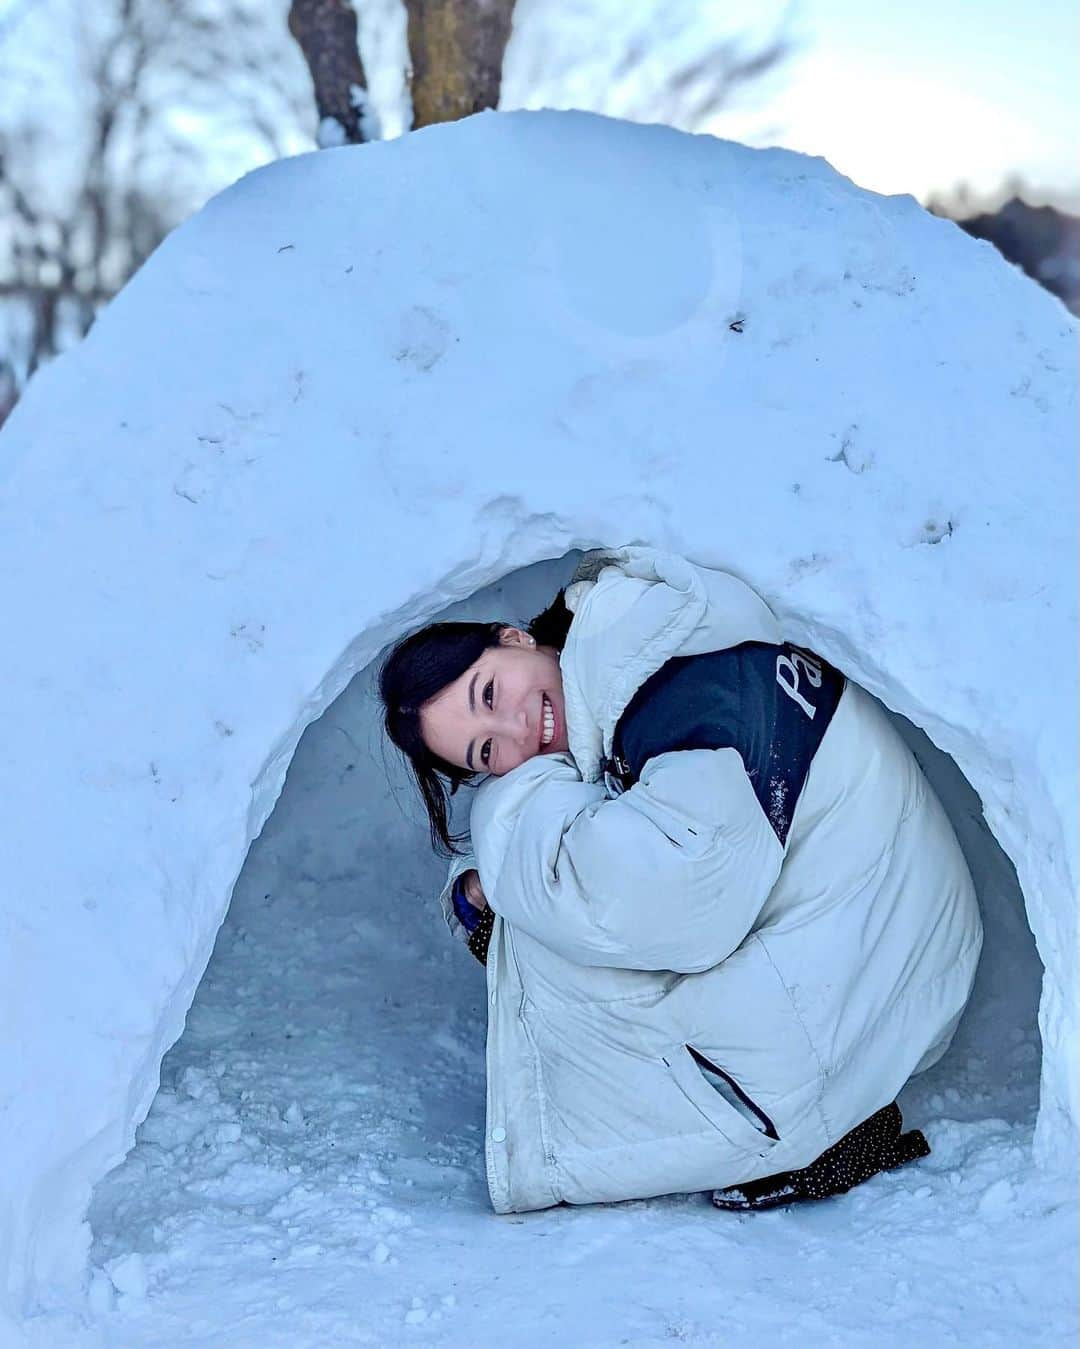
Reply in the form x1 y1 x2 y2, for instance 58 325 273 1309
0 110 1075 1316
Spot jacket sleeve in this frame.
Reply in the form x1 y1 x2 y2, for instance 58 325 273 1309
471 749 784 973
437 851 480 948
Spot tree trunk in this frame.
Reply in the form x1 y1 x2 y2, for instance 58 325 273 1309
288 0 372 145
404 0 515 129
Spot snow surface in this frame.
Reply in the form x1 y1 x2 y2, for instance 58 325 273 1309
0 109 1076 1339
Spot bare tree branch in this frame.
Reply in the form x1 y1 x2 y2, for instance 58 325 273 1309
1 0 311 390
662 34 793 128
288 0 372 145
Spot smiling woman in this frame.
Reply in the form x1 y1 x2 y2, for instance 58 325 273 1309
379 546 984 1216
378 587 576 855
419 627 569 774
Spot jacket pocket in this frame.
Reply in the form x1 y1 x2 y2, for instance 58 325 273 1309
664 1044 780 1156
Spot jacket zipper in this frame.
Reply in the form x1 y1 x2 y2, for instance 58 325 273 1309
686 1044 780 1141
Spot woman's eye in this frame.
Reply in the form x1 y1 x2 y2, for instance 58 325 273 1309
483 679 494 709
481 738 492 767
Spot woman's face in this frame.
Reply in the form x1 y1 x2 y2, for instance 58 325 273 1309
419 627 570 777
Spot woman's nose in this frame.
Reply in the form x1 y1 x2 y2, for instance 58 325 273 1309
494 706 529 746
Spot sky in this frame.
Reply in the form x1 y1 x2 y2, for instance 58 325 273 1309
710 0 1080 209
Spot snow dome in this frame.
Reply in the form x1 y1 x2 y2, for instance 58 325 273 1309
0 110 1075 1321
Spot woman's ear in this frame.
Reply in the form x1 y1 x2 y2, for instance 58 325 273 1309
497 626 535 647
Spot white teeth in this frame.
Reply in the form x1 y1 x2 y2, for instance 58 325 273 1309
541 694 555 747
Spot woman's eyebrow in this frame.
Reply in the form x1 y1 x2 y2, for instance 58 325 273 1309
465 670 480 770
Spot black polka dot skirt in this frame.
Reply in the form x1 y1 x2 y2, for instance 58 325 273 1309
467 906 495 965
712 1102 930 1211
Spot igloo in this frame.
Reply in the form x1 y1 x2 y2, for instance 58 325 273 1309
0 110 1075 1320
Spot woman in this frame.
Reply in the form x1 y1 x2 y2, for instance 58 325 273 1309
379 546 982 1213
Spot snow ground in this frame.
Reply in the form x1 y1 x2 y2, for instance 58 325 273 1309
19 560 1071 1347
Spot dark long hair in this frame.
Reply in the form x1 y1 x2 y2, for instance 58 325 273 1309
378 588 575 856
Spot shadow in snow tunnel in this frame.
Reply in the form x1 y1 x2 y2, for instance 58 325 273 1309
88 551 1042 1267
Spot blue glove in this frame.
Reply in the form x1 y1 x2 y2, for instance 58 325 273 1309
452 873 482 934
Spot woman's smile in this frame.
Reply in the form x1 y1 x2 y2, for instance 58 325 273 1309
540 692 558 750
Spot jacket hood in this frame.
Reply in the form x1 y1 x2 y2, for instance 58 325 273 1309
560 546 781 782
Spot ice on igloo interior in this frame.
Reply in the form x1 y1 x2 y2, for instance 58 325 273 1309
0 109 1074 1316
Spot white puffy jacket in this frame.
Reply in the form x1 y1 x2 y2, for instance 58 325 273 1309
439 547 982 1212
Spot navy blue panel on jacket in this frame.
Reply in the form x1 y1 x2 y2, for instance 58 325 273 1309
609 643 845 845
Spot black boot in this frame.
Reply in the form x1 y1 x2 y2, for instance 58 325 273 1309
712 1103 930 1212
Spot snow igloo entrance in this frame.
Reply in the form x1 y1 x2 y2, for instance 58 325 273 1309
85 551 1046 1323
